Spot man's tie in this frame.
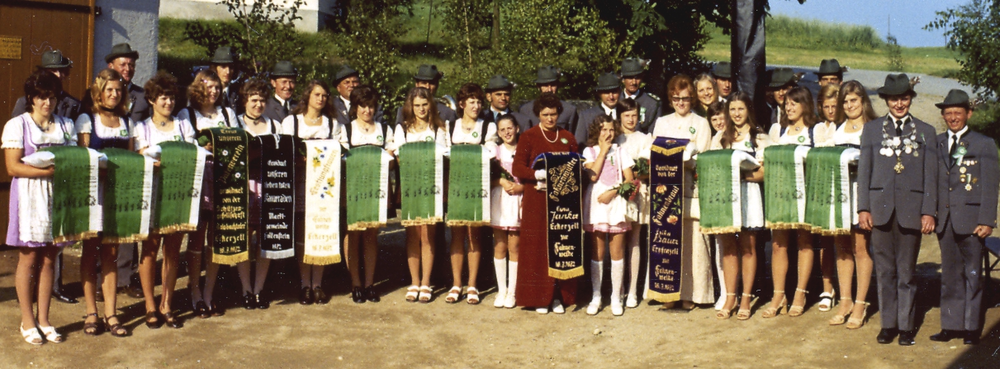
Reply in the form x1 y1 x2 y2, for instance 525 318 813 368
283 100 290 114
895 121 902 136
950 134 959 167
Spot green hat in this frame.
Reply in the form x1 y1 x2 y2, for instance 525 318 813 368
269 60 297 78
877 73 916 97
814 59 842 76
935 89 971 109
104 43 139 63
534 65 561 84
334 65 359 84
767 68 796 88
596 72 620 92
711 62 731 79
486 75 514 92
40 50 72 69
210 46 235 64
620 58 646 77
414 64 444 82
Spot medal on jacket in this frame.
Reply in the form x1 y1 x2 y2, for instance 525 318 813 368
894 156 904 174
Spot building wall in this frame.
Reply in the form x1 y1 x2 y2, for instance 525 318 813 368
160 0 337 33
93 0 161 87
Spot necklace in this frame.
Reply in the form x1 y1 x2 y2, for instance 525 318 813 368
244 114 261 124
307 115 322 125
35 117 52 132
358 121 374 133
540 127 558 143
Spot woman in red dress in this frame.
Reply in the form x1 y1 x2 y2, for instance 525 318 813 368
511 92 579 314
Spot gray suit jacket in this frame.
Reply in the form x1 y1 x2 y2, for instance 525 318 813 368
11 92 83 120
518 99 578 133
394 101 458 126
478 108 531 134
623 89 662 133
575 105 610 149
332 96 385 126
857 115 939 230
935 130 999 234
263 95 294 123
127 83 149 124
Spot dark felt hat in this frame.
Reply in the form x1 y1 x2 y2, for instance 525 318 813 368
935 89 971 109
814 59 842 76
877 73 915 97
596 72 621 92
334 65 359 83
534 65 561 84
414 64 444 82
767 67 796 88
486 75 514 92
211 46 235 64
269 60 297 78
620 58 646 77
104 43 139 63
711 62 731 79
40 50 72 69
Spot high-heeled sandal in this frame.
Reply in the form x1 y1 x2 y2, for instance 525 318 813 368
444 286 462 304
817 290 835 312
736 293 755 320
20 323 42 345
104 315 128 338
144 311 163 329
828 298 855 325
788 288 809 317
163 311 183 329
761 290 786 318
38 325 63 343
82 313 101 336
715 293 738 320
846 300 870 329
418 285 433 303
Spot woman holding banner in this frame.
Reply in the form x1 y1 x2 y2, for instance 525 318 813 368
511 92 580 314
135 72 196 329
388 87 450 303
706 92 769 320
811 83 842 313
446 83 497 305
4 71 78 344
280 80 343 305
76 68 135 337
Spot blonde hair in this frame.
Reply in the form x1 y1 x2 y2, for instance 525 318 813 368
187 69 223 111
89 68 128 117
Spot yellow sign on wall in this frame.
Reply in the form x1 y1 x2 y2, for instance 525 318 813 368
0 36 22 60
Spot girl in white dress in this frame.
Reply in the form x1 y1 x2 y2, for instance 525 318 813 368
583 115 635 316
812 83 842 313
388 87 450 303
135 72 196 329
491 115 523 308
446 83 498 304
708 92 770 320
614 99 652 309
279 80 346 305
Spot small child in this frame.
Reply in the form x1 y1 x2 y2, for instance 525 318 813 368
490 115 523 308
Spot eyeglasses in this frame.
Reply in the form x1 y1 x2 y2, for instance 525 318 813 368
671 97 692 103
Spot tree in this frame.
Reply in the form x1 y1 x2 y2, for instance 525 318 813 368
926 0 1000 98
330 0 413 109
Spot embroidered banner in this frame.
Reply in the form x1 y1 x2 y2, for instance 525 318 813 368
532 152 584 280
206 127 250 265
647 137 688 303
447 144 491 226
805 146 860 236
764 145 811 230
398 141 444 226
100 148 154 243
697 149 760 234
37 146 102 243
154 141 206 234
345 145 392 231
303 139 342 265
257 134 296 259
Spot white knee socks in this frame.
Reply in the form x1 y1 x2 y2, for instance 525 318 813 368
494 258 507 308
505 261 517 308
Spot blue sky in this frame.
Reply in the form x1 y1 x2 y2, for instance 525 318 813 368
769 0 969 47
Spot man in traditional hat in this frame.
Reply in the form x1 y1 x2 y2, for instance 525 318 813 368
209 46 241 113
518 65 577 132
620 58 661 132
762 67 796 130
479 75 531 133
105 43 149 123
331 65 384 127
574 72 621 146
929 89 998 346
11 50 82 120
394 64 458 125
263 61 297 122
815 59 844 87
857 73 938 346
712 62 733 102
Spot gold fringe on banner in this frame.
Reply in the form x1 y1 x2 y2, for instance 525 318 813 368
53 230 100 244
647 290 681 303
302 254 342 266
700 225 742 235
155 224 198 235
212 251 249 266
548 266 584 280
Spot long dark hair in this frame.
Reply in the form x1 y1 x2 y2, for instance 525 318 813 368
720 91 763 149
401 87 445 133
289 80 335 118
779 86 817 129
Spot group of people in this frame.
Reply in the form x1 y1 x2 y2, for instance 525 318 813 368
6 44 997 349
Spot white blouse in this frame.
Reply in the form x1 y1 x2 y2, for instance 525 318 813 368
134 117 197 150
177 106 239 131
388 123 450 152
450 118 497 155
3 113 77 149
346 120 393 148
75 113 133 139
832 121 864 147
279 114 347 149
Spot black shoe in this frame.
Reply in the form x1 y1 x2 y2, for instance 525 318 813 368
898 330 916 346
964 331 980 345
195 301 211 319
163 311 183 329
53 288 79 304
255 294 270 310
929 330 960 342
363 286 380 303
299 287 314 305
313 287 329 305
877 328 898 344
144 311 163 329
126 275 144 298
242 292 256 310
95 288 105 303
209 301 225 317
351 287 365 303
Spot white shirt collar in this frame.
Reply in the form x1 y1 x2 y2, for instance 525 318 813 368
602 103 616 118
340 96 351 110
949 125 969 146
274 94 288 106
623 89 639 100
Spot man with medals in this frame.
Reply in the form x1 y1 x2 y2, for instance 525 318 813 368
857 73 938 346
519 65 578 132
479 75 532 133
929 89 999 346
619 58 662 133
575 73 621 147
263 61 297 122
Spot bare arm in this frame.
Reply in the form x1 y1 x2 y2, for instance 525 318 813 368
5 148 53 178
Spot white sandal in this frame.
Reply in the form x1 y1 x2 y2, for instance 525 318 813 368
445 286 462 304
38 325 63 343
405 285 419 302
20 324 42 345
817 291 835 312
418 285 433 303
466 287 480 305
